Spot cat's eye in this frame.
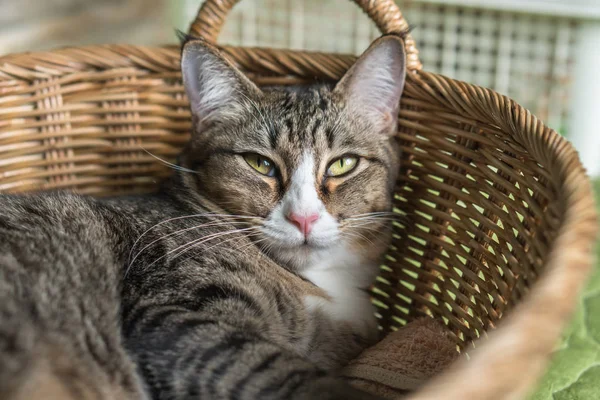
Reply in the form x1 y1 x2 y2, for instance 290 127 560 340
244 153 276 177
326 156 359 177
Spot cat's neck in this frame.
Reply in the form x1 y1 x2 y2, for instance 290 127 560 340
301 246 379 339
300 246 379 292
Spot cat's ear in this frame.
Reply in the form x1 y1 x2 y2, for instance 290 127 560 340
181 38 261 125
333 35 407 134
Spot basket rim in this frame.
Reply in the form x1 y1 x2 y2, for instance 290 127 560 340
0 42 597 400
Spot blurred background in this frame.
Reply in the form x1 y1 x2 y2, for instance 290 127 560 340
1 1 599 399
1 0 598 178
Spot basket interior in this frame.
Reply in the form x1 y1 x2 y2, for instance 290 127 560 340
374 82 558 345
0 44 560 348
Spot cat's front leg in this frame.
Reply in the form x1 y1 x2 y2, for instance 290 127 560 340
124 306 381 400
302 288 379 370
299 259 380 370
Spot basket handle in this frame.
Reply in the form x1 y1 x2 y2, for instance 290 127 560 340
187 0 422 70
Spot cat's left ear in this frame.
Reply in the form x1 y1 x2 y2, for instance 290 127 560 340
333 35 407 134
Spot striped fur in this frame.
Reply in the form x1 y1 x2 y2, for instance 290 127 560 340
0 34 406 399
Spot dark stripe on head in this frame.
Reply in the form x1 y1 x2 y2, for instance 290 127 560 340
268 126 278 149
325 127 334 149
310 118 322 146
284 117 294 139
283 91 296 113
318 91 328 112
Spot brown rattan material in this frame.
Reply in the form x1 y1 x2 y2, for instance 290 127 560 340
0 1 597 399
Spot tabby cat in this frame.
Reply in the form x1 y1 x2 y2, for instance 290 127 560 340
0 33 406 400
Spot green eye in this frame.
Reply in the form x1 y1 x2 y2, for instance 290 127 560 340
244 153 276 177
327 156 359 177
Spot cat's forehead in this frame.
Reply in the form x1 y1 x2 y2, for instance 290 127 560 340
265 85 336 127
255 86 368 163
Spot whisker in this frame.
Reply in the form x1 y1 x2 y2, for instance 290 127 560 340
343 212 399 223
204 231 266 259
128 213 261 266
344 215 400 221
168 227 263 267
342 219 395 229
199 233 254 256
342 224 394 244
344 213 398 220
343 217 397 225
140 146 200 175
176 231 263 265
341 218 397 230
339 231 373 251
127 220 257 275
145 227 258 270
346 228 390 246
345 227 389 249
350 211 397 217
232 236 270 258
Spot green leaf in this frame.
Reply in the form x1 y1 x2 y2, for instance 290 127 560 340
529 180 600 399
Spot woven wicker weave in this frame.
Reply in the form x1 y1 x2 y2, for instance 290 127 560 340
0 1 597 399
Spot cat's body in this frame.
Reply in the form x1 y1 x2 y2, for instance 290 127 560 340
0 187 372 400
0 34 407 400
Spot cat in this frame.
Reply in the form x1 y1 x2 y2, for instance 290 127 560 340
0 32 406 400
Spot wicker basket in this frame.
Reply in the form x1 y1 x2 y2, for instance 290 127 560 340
0 1 597 399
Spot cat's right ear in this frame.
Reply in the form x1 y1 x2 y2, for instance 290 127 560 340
181 39 262 126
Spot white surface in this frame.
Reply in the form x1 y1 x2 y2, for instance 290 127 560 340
415 0 600 18
568 21 600 177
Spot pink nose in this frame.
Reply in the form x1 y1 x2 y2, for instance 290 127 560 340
287 212 319 237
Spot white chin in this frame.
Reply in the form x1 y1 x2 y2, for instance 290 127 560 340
259 236 339 270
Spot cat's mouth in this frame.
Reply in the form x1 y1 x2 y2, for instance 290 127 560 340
266 237 333 251
300 239 330 250
254 227 337 253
